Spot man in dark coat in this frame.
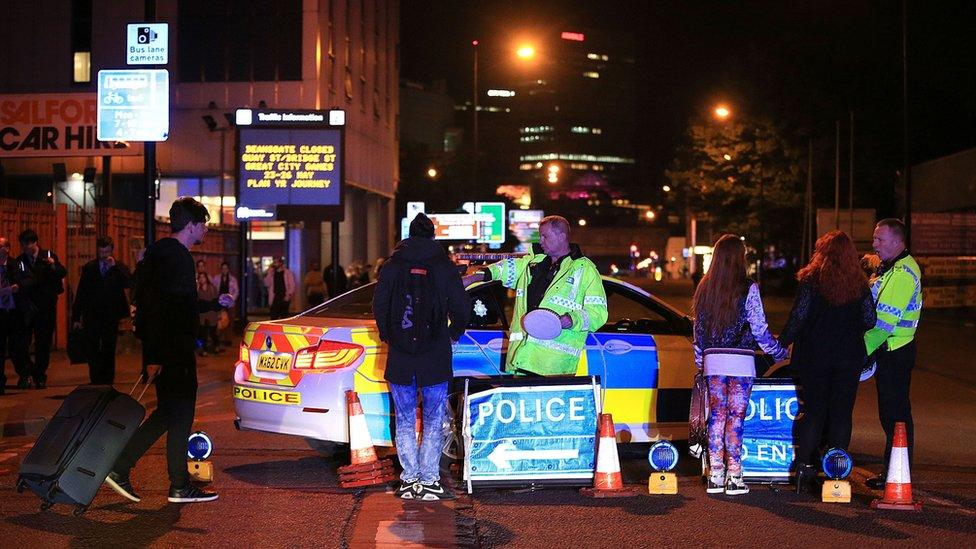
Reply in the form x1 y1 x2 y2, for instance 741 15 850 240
372 213 469 501
72 236 132 385
0 236 32 395
13 229 66 390
104 197 233 505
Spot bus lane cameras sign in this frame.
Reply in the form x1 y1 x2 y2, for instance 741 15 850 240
126 23 168 65
464 384 599 482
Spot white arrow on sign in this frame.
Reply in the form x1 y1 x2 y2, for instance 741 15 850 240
488 441 579 469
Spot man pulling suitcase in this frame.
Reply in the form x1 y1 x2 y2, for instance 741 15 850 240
104 197 233 504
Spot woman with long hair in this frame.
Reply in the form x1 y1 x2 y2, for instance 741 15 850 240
780 230 876 493
196 271 220 356
693 234 788 496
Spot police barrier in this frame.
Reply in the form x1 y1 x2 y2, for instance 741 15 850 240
462 376 601 493
741 379 798 480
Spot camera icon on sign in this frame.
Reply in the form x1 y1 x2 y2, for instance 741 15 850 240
137 27 158 44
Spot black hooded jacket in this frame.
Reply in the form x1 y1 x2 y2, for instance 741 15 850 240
373 237 470 386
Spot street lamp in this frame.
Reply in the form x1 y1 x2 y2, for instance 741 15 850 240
516 45 536 59
711 102 764 282
426 167 439 180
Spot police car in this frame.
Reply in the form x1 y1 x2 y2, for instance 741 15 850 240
232 277 696 454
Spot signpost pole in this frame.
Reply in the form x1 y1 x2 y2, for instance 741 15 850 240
331 221 340 293
143 0 157 247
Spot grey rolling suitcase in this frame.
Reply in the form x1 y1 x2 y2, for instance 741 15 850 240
17 382 148 515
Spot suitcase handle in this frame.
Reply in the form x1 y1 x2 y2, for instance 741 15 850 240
128 373 157 402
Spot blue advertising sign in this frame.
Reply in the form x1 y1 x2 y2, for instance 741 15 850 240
464 383 599 484
96 69 169 141
236 126 342 220
741 382 799 479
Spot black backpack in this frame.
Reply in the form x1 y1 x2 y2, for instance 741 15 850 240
385 258 443 354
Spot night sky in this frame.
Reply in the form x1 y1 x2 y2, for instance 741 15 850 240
401 1 976 200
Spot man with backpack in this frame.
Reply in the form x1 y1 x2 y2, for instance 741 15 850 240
372 213 470 501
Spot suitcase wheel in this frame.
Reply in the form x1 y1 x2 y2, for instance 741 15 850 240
73 505 88 517
40 501 54 511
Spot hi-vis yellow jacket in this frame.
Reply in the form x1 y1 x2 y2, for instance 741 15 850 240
865 252 922 355
484 245 608 376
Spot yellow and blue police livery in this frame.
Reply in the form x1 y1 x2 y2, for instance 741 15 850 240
231 276 696 454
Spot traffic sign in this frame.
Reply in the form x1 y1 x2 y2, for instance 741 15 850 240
741 380 798 479
127 23 168 65
96 69 169 141
463 381 600 485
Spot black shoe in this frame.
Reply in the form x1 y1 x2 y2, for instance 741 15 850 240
16 377 30 390
865 475 886 490
168 484 219 503
395 481 421 499
104 472 141 502
416 480 455 501
795 464 817 495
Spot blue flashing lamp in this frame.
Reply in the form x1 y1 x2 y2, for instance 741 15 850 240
187 431 213 460
648 440 680 472
821 447 853 480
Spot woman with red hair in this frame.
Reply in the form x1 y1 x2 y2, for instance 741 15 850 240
780 230 876 493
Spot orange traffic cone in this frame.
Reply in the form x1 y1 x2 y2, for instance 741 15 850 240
580 414 637 498
339 390 396 488
870 422 922 511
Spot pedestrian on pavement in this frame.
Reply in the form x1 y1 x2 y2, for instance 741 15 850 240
778 230 876 493
104 197 234 504
461 215 608 376
196 259 207 276
863 218 923 491
0 237 31 396
373 213 470 501
323 262 348 298
692 234 788 496
211 261 239 345
71 236 133 385
304 260 326 306
12 229 66 390
264 257 295 319
196 271 220 355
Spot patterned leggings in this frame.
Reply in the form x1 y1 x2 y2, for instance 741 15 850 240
707 375 754 477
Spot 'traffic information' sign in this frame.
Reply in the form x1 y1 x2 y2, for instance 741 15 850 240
96 69 169 141
126 23 168 65
741 381 798 479
463 382 600 485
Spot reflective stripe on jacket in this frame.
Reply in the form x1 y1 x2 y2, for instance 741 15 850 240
486 248 608 376
865 254 922 355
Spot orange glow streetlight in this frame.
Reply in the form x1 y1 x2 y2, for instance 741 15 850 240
713 104 731 120
516 45 536 60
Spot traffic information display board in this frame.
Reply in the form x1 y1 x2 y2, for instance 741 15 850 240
235 109 345 221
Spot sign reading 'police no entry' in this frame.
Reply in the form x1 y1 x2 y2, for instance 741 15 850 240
464 382 600 485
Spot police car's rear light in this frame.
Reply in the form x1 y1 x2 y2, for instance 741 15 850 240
293 340 364 372
239 344 249 364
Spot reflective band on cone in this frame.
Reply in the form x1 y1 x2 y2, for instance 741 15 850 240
581 413 637 498
871 422 922 511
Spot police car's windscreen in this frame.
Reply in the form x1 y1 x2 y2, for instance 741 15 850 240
237 127 341 219
300 283 375 319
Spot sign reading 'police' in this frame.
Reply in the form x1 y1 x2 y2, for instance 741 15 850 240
464 383 599 483
741 382 799 479
126 23 168 65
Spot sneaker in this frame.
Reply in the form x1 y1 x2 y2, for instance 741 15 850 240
725 475 750 496
396 481 421 499
167 484 219 503
706 473 726 494
104 471 141 502
865 475 886 491
417 480 455 501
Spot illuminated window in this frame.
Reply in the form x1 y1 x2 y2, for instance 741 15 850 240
73 52 91 83
583 71 600 79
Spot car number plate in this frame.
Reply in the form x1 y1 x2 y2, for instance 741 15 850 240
256 352 292 373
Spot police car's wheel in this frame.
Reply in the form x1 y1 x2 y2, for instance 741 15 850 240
441 392 462 461
305 438 348 459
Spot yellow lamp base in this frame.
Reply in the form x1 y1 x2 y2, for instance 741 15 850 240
188 460 214 483
648 472 678 495
822 480 851 503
